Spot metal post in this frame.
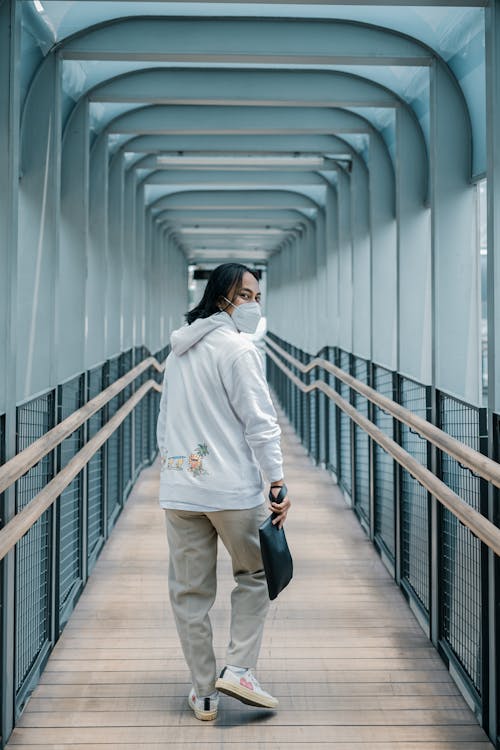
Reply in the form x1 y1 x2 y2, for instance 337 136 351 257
58 99 89 383
315 352 321 465
394 372 402 585
485 3 500 742
429 385 440 649
368 361 376 542
87 137 109 368
0 1 20 744
323 348 330 470
479 407 491 733
335 348 342 488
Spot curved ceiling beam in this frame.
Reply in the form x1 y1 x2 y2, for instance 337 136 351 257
59 18 431 65
90 68 399 108
143 170 332 186
131 154 345 172
105 104 372 135
118 133 391 154
102 106 391 190
100 105 389 212
118 132 371 206
56 16 465 182
149 189 321 213
89 67 425 186
155 210 313 253
155 208 308 228
110 105 385 212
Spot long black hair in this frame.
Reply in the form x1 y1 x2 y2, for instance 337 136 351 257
186 263 259 325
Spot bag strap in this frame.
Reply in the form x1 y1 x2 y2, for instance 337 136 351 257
268 484 288 504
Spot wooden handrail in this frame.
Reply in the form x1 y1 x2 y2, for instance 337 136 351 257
265 336 500 491
266 346 500 558
0 379 162 562
0 356 165 496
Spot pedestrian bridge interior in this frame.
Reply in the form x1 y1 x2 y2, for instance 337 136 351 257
1 0 500 747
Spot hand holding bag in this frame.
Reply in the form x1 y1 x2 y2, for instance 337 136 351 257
259 484 293 600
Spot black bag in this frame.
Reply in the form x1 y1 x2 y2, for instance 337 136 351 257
259 484 293 600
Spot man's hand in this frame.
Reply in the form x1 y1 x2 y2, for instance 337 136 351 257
269 484 291 529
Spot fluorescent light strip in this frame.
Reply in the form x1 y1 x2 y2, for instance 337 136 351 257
157 155 325 168
33 0 44 11
179 227 283 235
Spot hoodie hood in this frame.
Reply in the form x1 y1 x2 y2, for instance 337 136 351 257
170 311 236 356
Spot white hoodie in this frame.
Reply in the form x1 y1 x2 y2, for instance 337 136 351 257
156 311 283 511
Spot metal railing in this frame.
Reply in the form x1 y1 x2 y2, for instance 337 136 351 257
0 345 168 747
265 332 500 744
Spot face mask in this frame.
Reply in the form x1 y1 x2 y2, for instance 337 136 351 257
222 296 262 334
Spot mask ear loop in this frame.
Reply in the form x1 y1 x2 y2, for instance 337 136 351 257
219 295 235 313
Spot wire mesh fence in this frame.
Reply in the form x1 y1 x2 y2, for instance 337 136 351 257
87 364 105 571
352 356 370 525
308 354 318 462
134 346 145 475
15 391 55 708
437 392 487 699
399 377 431 613
265 334 497 728
120 349 134 502
373 365 396 559
5 345 163 725
326 347 337 475
57 374 85 627
106 355 122 528
316 347 329 468
338 349 352 498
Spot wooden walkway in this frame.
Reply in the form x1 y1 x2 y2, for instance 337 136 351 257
7 413 494 749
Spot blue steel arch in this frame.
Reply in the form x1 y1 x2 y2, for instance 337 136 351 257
28 12 462 262
79 68 427 197
50 15 472 147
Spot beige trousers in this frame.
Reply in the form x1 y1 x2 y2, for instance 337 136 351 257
165 502 270 697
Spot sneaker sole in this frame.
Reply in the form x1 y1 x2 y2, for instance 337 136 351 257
188 698 218 721
215 677 278 709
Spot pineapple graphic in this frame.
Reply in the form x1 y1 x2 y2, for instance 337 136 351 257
188 443 209 476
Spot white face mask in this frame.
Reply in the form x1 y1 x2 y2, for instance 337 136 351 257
222 296 262 333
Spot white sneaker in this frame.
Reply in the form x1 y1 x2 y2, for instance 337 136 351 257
188 687 219 721
215 666 279 709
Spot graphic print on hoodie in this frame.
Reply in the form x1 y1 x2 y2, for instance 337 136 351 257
156 311 283 512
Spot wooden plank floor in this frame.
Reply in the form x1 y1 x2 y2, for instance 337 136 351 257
7 411 495 749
